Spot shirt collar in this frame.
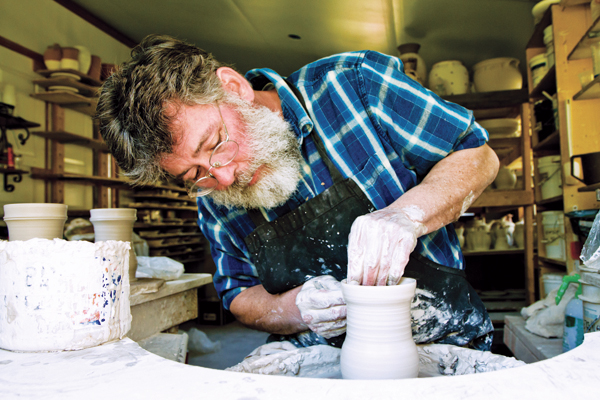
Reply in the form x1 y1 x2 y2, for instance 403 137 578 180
245 68 314 143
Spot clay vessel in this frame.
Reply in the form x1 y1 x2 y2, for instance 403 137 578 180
90 208 138 282
428 60 469 96
340 278 419 379
397 43 427 86
43 43 62 70
88 55 102 80
60 47 80 71
74 45 92 74
473 57 522 92
494 166 517 190
3 203 68 241
513 220 525 249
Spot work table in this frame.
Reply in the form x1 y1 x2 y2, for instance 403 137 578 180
1 331 598 399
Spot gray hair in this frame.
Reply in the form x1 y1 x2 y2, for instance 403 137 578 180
96 34 230 186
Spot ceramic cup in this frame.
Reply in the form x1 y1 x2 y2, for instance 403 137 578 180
90 208 138 282
3 203 68 241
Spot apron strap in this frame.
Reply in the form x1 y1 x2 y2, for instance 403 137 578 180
247 79 346 228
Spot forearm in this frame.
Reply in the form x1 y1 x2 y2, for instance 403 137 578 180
389 144 499 234
229 284 308 335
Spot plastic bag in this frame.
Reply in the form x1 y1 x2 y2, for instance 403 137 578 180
581 211 600 270
136 256 184 280
187 328 221 354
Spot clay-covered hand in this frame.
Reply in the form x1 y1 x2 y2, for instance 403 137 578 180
347 207 427 286
295 275 346 339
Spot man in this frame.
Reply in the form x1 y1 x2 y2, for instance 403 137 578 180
97 34 499 350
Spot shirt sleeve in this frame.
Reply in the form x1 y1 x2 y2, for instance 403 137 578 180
359 51 489 178
196 200 261 310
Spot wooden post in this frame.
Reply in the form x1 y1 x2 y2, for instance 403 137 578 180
50 104 65 204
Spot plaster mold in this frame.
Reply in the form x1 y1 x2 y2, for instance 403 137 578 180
0 239 131 352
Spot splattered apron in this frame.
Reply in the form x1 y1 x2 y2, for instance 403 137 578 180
242 81 493 351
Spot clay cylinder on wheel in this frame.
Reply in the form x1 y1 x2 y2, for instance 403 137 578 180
340 278 419 379
90 208 138 282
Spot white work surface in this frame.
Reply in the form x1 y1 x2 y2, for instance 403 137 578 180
503 315 563 363
1 332 599 399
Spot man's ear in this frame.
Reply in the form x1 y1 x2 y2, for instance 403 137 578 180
216 67 255 102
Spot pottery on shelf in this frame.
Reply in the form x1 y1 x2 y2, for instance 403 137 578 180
464 218 492 251
3 203 68 241
43 43 62 70
513 220 525 249
340 278 419 380
60 47 80 71
90 208 138 282
493 166 518 190
397 43 427 86
74 45 92 75
473 57 522 93
88 55 102 80
428 60 469 96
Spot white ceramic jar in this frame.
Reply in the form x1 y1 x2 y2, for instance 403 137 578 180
473 57 523 92
90 208 138 282
428 60 469 96
340 278 419 380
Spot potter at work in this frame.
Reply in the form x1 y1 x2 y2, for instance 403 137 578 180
97 34 499 361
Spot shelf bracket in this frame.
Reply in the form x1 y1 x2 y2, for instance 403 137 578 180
17 127 30 146
3 171 23 192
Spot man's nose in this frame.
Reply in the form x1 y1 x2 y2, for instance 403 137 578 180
210 163 236 188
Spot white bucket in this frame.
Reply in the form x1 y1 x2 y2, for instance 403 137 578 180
541 211 566 261
538 155 562 199
529 53 548 88
542 273 565 298
581 297 600 333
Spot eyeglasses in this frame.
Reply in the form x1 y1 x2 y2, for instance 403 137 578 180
186 104 239 198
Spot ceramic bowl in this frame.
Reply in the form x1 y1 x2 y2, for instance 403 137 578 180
3 203 68 241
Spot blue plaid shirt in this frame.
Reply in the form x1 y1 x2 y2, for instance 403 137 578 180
196 50 489 310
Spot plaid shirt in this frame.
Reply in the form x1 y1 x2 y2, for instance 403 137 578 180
196 50 489 310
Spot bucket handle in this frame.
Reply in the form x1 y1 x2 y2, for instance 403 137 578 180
537 163 561 186
570 155 586 184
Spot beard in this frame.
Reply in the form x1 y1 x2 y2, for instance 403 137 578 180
207 93 302 210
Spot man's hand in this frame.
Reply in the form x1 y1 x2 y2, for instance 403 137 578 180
295 275 346 338
347 207 427 286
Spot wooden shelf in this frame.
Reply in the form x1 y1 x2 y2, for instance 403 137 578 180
0 114 40 130
30 92 97 116
533 130 560 152
488 137 522 166
128 203 197 211
578 182 600 192
29 167 130 188
443 89 529 110
529 65 557 100
538 256 567 267
35 68 102 87
33 77 99 98
31 130 109 151
471 189 534 208
560 0 592 6
131 193 194 204
135 222 198 228
573 75 600 100
463 249 525 256
567 15 600 60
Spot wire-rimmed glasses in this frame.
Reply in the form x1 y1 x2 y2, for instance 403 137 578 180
186 104 239 198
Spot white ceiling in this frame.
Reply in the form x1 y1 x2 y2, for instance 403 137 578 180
66 0 539 80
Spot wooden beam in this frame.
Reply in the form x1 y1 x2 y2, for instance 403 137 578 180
0 35 45 71
53 0 137 48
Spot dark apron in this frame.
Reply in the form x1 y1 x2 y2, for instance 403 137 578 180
242 81 493 350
